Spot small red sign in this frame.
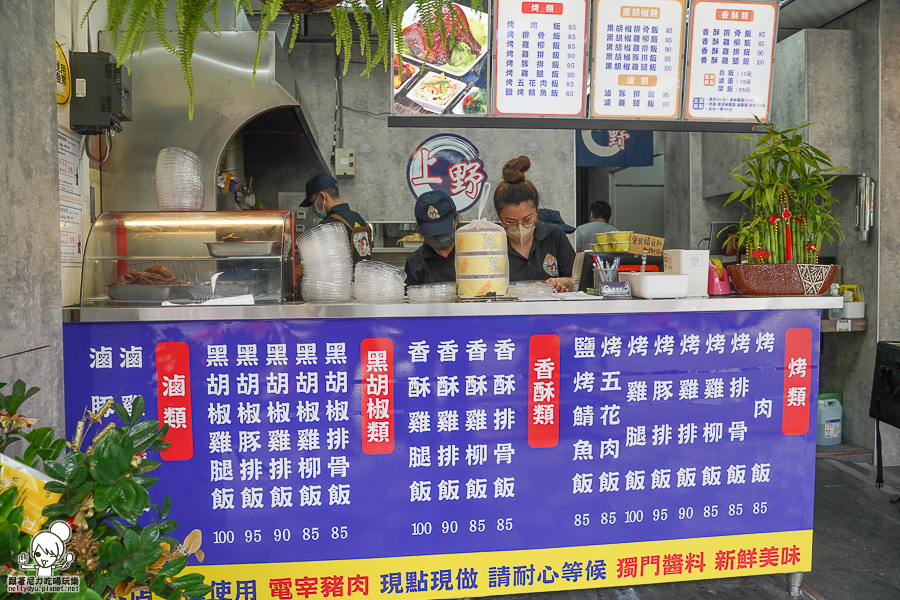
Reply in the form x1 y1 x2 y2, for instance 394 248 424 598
155 342 194 460
361 338 395 455
528 334 560 448
782 328 812 436
521 2 563 15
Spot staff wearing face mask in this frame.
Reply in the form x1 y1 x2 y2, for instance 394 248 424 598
404 190 458 286
299 173 372 264
495 156 575 292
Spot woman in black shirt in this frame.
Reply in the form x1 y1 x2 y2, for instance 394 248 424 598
494 156 575 291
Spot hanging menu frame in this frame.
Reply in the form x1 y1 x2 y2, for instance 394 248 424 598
492 0 591 118
387 0 779 132
590 0 688 120
682 0 780 122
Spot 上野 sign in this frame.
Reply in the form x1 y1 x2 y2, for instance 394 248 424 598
685 0 779 121
63 308 819 597
407 134 488 213
494 0 590 116
591 0 687 119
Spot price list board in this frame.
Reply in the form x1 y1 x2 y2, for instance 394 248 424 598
493 0 590 116
64 308 818 598
590 0 686 119
684 0 778 121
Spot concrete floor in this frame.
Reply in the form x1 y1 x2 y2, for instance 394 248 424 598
497 453 900 600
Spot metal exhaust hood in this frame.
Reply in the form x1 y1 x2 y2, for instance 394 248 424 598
100 30 308 211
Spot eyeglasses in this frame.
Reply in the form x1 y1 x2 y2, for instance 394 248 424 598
502 215 537 232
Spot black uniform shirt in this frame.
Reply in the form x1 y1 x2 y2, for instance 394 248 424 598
405 245 456 286
321 203 371 264
507 220 576 281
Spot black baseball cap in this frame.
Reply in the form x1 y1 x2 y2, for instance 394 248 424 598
301 173 338 207
414 190 456 237
539 208 576 233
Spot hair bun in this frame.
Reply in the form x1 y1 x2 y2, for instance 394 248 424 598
502 155 531 184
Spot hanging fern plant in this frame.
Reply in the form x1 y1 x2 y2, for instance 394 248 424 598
85 0 479 120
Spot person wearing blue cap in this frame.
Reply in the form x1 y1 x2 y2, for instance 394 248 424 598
300 173 372 264
404 190 458 286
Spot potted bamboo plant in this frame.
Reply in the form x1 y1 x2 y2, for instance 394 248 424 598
723 120 844 296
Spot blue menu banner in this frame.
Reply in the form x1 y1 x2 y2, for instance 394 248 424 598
63 309 819 598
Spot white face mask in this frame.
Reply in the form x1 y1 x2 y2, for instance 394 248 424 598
507 222 535 245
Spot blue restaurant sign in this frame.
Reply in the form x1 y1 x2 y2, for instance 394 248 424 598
575 130 654 167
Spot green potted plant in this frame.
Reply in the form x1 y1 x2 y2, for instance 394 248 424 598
0 381 209 600
723 120 844 295
91 0 477 119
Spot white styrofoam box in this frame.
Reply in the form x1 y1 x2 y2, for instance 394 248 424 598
664 249 709 297
619 272 689 299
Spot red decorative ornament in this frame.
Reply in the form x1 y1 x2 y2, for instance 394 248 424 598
781 208 793 261
752 248 771 259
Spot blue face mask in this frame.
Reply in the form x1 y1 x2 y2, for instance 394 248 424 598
312 195 328 219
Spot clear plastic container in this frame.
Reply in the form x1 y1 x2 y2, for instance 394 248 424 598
156 147 204 211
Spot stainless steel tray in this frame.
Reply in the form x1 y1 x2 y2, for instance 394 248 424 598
106 284 171 301
167 282 264 301
205 241 276 257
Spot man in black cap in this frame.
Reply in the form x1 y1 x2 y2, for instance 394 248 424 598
300 173 372 264
404 190 458 286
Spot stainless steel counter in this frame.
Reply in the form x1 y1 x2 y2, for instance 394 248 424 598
64 295 843 323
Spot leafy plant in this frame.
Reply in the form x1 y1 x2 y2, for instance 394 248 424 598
724 119 845 264
39 396 210 600
86 0 477 119
0 381 209 600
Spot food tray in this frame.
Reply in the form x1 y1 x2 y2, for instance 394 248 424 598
406 72 466 114
393 62 419 96
106 284 171 301
399 3 489 77
205 241 276 257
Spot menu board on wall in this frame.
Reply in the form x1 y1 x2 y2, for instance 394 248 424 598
590 0 687 119
684 0 778 121
493 0 589 116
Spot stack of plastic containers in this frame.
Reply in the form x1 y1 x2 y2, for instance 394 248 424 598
155 147 205 211
507 280 555 299
407 283 457 303
455 219 509 297
352 261 406 303
298 223 353 302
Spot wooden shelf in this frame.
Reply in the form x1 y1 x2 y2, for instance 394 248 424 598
821 318 868 333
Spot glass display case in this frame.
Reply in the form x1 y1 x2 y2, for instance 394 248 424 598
80 211 295 306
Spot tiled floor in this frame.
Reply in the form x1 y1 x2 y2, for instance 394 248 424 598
495 453 900 600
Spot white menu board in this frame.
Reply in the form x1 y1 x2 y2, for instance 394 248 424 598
685 0 778 121
591 0 686 119
494 0 589 116
60 198 84 265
